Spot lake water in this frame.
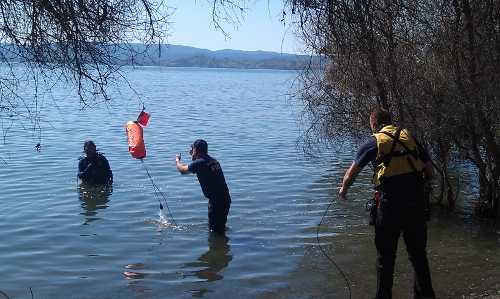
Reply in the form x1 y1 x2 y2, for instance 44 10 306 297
0 67 499 299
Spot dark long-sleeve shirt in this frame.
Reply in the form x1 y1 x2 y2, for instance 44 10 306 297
78 153 113 185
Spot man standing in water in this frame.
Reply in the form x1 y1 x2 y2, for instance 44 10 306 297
338 108 435 299
78 140 113 186
176 139 231 234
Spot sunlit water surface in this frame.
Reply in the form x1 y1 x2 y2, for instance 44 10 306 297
0 67 498 299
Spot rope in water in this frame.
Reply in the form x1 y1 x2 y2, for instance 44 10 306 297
316 197 352 299
140 159 177 226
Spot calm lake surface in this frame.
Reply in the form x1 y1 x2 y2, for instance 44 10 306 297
0 67 498 299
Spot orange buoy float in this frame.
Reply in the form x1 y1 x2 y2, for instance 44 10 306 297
126 121 146 159
125 109 176 225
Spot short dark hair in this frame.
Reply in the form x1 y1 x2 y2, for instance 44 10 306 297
83 140 96 150
192 139 208 154
370 108 392 127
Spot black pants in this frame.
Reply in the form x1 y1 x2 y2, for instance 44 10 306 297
374 186 435 299
208 197 230 234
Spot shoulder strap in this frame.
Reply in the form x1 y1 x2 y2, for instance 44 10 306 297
380 130 419 159
380 129 421 173
377 127 402 168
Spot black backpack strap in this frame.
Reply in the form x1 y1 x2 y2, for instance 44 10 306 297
377 127 402 168
380 129 420 173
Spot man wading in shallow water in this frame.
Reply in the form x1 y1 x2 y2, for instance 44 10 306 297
338 108 436 299
78 140 113 186
176 139 231 234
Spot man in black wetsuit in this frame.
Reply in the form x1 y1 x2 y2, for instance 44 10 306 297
176 139 231 234
78 140 113 186
338 108 435 299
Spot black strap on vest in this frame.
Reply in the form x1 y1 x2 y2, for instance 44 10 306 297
379 129 420 173
377 127 402 168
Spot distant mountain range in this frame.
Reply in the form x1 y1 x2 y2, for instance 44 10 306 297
0 43 318 70
119 44 316 70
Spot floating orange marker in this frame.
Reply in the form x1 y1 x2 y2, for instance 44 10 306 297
125 109 176 225
126 121 146 159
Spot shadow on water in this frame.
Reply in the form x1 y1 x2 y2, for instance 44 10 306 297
78 184 112 225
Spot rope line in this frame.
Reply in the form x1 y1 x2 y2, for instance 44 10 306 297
140 159 177 226
316 197 352 299
0 290 10 299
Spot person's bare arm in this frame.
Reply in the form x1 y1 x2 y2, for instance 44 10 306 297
338 162 361 200
176 154 190 174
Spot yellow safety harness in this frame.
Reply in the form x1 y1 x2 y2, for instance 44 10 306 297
373 125 425 187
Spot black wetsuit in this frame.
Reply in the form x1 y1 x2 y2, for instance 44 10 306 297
78 153 113 186
188 154 231 233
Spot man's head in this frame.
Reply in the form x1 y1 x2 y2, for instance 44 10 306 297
189 139 208 160
83 140 97 158
369 108 392 132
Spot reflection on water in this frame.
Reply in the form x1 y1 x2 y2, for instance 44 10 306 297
78 184 112 225
183 233 233 298
184 233 233 283
122 233 232 298
123 263 148 280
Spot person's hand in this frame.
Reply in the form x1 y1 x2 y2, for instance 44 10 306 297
338 186 347 200
175 153 181 163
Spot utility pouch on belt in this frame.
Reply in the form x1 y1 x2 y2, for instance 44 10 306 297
366 191 381 226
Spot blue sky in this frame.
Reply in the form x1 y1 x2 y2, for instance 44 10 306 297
166 0 302 54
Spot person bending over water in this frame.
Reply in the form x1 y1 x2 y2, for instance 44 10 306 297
176 139 231 234
338 108 435 299
78 140 113 186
